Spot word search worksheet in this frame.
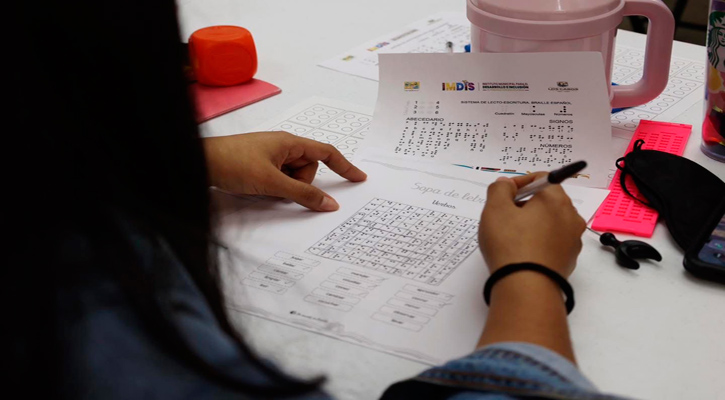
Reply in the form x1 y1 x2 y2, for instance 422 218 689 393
363 52 614 188
220 160 608 364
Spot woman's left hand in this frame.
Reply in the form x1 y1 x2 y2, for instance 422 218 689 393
203 131 367 211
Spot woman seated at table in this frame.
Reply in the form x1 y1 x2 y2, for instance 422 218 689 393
7 1 627 399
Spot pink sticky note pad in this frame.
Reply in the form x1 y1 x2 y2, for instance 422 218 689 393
190 78 281 123
591 120 692 237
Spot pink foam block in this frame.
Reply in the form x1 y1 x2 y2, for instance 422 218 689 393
190 78 281 123
591 120 691 237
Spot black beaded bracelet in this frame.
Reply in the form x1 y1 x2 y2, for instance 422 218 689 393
483 262 575 314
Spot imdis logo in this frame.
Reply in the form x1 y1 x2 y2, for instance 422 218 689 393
367 41 390 51
442 80 475 91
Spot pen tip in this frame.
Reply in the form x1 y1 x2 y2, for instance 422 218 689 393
548 160 587 184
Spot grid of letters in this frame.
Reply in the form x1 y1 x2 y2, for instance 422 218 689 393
307 198 479 285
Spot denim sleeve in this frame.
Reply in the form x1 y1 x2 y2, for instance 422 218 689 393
381 342 632 400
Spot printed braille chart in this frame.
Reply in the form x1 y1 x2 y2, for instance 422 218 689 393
398 102 575 166
252 97 373 174
307 198 479 285
366 52 613 187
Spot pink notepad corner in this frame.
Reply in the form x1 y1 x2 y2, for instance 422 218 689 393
190 79 282 123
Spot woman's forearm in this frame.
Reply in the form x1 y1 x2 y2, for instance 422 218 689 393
477 270 576 363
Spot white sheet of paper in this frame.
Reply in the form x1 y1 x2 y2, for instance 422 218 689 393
610 45 705 139
360 52 613 188
251 96 373 169
219 159 609 365
318 12 470 81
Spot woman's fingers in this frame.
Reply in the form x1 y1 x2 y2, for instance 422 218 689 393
509 171 547 189
264 170 339 211
286 138 367 182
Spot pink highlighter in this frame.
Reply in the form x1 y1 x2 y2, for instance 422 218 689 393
467 0 675 109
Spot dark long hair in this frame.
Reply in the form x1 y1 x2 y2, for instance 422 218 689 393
7 0 320 396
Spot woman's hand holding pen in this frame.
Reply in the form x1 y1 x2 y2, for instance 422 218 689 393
203 131 367 211
476 173 586 362
479 173 586 277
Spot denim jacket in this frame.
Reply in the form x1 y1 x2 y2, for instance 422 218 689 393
57 223 630 400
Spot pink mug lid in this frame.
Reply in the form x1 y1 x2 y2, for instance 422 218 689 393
474 0 621 21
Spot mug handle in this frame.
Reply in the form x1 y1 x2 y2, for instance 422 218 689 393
612 0 675 109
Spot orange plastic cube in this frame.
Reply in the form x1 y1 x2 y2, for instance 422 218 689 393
189 26 257 87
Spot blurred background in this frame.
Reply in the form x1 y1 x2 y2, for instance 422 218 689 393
620 0 709 45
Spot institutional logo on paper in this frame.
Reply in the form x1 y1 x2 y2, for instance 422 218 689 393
442 81 475 91
549 81 578 92
367 41 390 51
342 55 355 61
404 81 420 91
480 82 529 91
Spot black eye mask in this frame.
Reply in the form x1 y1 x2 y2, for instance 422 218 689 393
616 140 725 251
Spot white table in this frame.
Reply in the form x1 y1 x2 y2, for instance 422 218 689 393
177 1 725 399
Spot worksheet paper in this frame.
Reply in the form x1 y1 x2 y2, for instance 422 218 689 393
362 52 613 188
611 45 705 138
219 160 609 365
250 97 374 171
319 12 470 81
